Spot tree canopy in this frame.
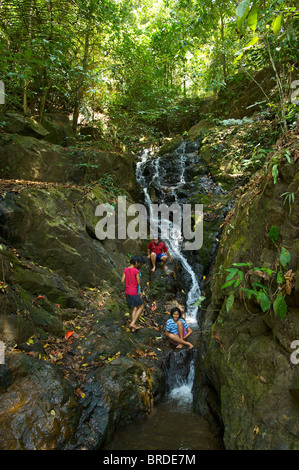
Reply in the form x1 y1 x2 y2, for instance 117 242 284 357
0 0 298 133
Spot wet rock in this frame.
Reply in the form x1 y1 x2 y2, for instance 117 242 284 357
0 352 79 450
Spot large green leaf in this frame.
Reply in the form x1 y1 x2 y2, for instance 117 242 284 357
273 293 287 319
260 292 271 312
221 279 236 289
236 0 251 30
272 15 283 35
279 247 291 267
269 225 279 243
226 293 234 313
247 8 258 31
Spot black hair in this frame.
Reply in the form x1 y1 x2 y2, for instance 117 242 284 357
130 255 145 265
170 307 182 318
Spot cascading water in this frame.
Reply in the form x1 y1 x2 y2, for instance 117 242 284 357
135 141 203 413
136 142 201 326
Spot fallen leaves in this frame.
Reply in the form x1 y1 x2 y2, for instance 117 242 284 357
259 375 267 384
284 269 295 295
32 295 45 304
74 388 86 399
66 331 74 340
131 348 159 360
0 281 8 292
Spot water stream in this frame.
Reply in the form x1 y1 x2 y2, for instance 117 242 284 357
135 142 201 325
105 141 224 451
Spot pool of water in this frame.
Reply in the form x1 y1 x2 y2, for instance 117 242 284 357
104 384 224 451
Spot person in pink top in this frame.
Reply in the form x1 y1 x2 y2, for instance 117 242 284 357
121 256 144 332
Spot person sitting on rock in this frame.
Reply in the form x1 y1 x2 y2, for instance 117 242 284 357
165 307 193 349
147 238 173 272
121 256 144 332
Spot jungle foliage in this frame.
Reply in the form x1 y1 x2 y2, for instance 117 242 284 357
0 0 298 134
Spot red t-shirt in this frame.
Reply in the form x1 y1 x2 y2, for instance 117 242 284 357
124 267 139 295
148 241 167 255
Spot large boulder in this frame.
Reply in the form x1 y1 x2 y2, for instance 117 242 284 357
0 132 136 193
0 184 140 287
1 112 50 139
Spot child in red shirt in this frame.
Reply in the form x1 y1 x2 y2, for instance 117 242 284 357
121 256 144 331
147 238 173 272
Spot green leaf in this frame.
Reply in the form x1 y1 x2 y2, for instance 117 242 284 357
226 293 234 313
273 292 287 319
247 8 258 31
260 292 271 312
221 279 236 289
193 296 206 307
225 268 239 280
272 15 283 35
276 271 285 284
269 225 279 243
233 52 244 65
236 0 251 30
244 288 257 300
244 36 259 49
279 247 291 267
232 262 252 267
253 281 268 291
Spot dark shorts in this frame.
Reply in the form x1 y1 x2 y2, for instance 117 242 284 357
156 253 166 262
126 294 143 307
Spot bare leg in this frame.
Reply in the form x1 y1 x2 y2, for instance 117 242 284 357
160 255 168 270
150 253 157 272
130 304 144 331
176 320 185 348
129 307 138 329
167 333 193 349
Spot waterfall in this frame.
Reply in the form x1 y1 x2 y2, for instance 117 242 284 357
166 350 197 411
136 144 201 326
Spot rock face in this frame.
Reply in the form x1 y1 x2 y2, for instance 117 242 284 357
0 113 136 194
194 127 299 449
0 126 197 449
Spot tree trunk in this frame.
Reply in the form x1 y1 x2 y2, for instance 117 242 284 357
220 11 227 81
23 0 34 116
72 30 90 134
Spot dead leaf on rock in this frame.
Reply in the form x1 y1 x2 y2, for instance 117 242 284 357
259 375 267 383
